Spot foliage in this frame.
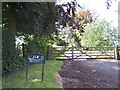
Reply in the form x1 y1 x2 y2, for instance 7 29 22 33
26 35 51 58
69 29 82 47
2 2 57 36
2 2 58 75
2 60 63 88
81 20 117 47
56 1 93 34
2 1 116 35
2 30 24 74
67 10 93 47
55 0 117 47
2 0 116 76
55 28 69 46
56 0 80 28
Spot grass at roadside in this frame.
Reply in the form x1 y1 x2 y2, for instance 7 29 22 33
2 60 63 88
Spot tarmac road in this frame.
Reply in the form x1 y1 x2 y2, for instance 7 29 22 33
59 59 119 88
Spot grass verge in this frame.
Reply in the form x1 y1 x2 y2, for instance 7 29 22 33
2 60 63 88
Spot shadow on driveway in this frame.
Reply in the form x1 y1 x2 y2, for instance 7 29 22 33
59 59 119 88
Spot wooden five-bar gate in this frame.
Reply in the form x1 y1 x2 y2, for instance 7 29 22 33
48 45 120 60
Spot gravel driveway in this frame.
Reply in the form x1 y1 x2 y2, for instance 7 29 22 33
59 59 119 89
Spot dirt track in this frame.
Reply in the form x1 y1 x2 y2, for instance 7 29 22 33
59 59 119 89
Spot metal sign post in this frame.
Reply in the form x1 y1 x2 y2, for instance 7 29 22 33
26 53 45 81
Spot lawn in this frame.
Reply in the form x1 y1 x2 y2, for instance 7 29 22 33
2 60 63 88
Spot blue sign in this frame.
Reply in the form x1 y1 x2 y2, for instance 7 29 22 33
26 53 45 81
27 53 45 64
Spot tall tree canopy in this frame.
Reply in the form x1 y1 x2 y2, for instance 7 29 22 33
2 2 57 36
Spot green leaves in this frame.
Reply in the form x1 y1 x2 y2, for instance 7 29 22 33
2 2 57 36
81 20 117 47
2 30 24 74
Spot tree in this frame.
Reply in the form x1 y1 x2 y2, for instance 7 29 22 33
81 20 117 47
2 2 58 74
2 2 57 35
69 10 93 47
55 0 93 47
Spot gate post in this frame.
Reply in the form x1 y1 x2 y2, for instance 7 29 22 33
115 45 120 60
47 45 52 60
22 43 26 58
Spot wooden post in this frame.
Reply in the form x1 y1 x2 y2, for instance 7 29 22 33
115 45 120 60
118 45 120 60
41 63 45 82
22 43 25 58
26 58 29 81
47 45 52 60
